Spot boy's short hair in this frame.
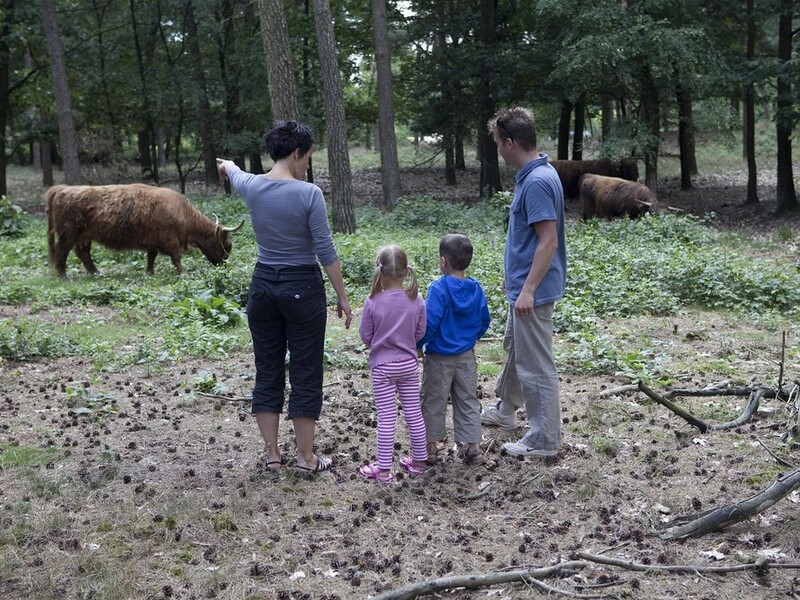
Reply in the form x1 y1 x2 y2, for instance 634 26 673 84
440 233 473 271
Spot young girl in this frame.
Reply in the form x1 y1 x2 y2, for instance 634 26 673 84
359 245 429 482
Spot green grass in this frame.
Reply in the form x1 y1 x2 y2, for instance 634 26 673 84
2 145 800 380
3 196 800 380
0 443 60 469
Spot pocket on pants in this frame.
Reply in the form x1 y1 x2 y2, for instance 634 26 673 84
279 279 326 319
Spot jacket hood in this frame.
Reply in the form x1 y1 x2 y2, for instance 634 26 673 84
441 276 485 313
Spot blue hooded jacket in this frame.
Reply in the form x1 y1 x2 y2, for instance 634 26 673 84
417 275 491 355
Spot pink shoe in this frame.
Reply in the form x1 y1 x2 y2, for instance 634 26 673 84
359 463 394 483
399 456 428 477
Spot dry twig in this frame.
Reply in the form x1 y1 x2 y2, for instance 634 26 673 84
371 560 590 600
576 550 800 573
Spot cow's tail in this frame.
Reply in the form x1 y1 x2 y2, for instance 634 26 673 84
45 187 58 269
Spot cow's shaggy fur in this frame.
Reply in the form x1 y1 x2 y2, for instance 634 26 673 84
550 158 639 199
46 184 242 277
578 174 658 220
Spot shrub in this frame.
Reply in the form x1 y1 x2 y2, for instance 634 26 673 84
0 318 75 361
0 196 27 238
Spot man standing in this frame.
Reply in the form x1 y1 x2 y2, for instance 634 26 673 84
481 107 567 459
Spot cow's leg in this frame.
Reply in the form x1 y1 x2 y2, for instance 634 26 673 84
146 250 158 275
168 253 185 274
52 235 75 278
74 243 99 274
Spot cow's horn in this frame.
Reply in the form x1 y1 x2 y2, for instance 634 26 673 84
222 219 246 233
213 213 220 225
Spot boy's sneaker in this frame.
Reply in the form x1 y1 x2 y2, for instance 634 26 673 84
481 402 517 430
502 440 558 459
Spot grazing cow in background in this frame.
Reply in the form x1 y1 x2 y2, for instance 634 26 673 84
46 184 244 277
550 158 639 199
578 174 658 220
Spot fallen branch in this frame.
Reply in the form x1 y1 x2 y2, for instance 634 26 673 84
638 382 773 432
637 381 709 432
659 467 800 539
576 550 800 573
371 560 589 600
598 384 639 398
708 389 766 430
664 386 775 400
374 549 800 600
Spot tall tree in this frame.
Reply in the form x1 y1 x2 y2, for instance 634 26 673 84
677 83 694 189
774 0 797 215
215 0 244 170
0 0 14 196
743 0 758 205
477 0 501 198
41 0 79 185
313 0 355 232
371 0 402 210
257 0 298 121
129 0 157 180
571 96 586 160
185 1 217 186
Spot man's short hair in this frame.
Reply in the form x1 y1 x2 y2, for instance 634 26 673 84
489 106 537 151
440 233 473 271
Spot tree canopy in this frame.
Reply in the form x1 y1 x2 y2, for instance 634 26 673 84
0 0 797 212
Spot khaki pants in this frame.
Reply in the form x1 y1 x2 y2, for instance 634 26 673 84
494 303 561 452
420 349 481 444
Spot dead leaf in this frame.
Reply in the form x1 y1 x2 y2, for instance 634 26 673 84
699 550 726 561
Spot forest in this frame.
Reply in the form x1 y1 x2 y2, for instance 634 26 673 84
1 0 799 220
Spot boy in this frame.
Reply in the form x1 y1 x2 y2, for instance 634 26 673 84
418 234 491 464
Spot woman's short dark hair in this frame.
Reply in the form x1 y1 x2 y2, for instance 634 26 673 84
264 120 315 161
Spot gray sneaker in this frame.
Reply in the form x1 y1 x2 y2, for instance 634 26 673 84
480 402 517 430
502 440 558 458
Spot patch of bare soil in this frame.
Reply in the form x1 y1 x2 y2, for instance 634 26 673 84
2 168 800 599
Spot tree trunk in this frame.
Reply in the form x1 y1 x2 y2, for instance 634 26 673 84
372 0 402 210
571 96 585 160
40 105 54 186
743 0 758 205
130 0 155 179
677 85 694 190
640 68 660 192
249 151 264 174
600 94 612 140
678 85 697 177
257 0 298 122
302 0 315 183
216 0 245 168
0 0 13 196
41 0 80 185
774 0 798 215
313 0 356 233
557 100 571 160
477 0 501 198
437 0 456 185
186 1 218 186
455 134 465 170
92 0 121 154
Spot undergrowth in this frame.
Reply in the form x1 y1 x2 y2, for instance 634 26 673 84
0 191 798 381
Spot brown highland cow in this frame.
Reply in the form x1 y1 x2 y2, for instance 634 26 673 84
578 174 658 220
46 184 243 277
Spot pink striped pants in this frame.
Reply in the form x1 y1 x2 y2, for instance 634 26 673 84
370 357 428 470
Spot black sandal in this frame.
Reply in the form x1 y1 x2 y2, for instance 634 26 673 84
294 455 332 476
